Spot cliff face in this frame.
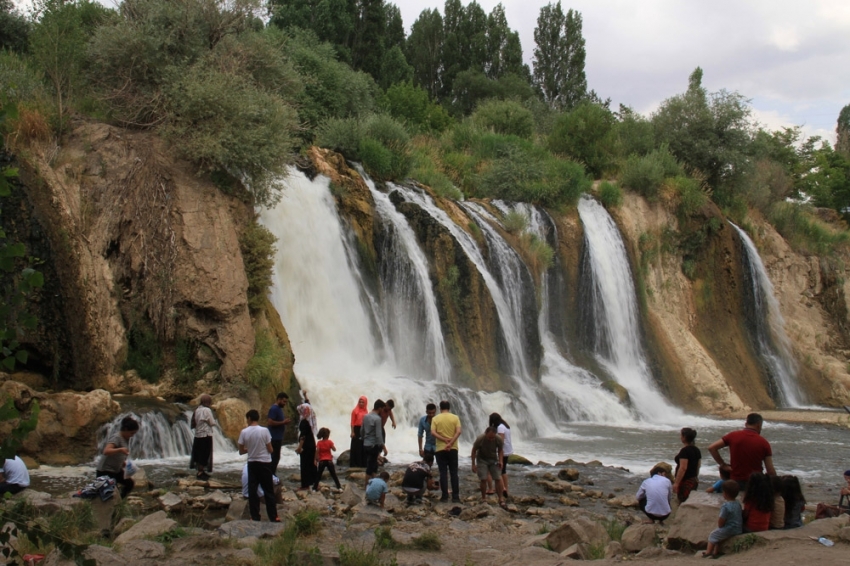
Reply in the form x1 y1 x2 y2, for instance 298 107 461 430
16 121 256 390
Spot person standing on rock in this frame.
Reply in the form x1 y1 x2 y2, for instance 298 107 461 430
189 394 216 481
238 409 279 522
0 454 30 495
471 426 506 508
431 400 462 503
361 399 386 488
96 416 139 499
707 413 775 493
267 392 291 476
350 396 369 468
418 403 437 460
295 403 317 491
489 413 513 498
672 427 701 502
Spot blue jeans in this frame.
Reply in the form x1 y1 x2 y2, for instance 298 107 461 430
435 449 459 500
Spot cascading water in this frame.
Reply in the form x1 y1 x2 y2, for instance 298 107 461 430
577 196 682 421
731 223 804 407
260 170 533 454
96 411 235 462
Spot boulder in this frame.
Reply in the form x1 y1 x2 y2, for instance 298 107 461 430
545 517 610 553
558 496 579 507
558 468 580 481
621 524 657 552
507 454 533 466
350 504 391 526
119 540 166 562
214 398 250 444
202 490 232 508
666 491 722 550
114 511 177 546
83 545 124 566
459 504 490 521
604 541 623 558
91 493 121 534
158 491 184 512
218 520 287 539
560 543 587 559
226 499 249 522
336 450 351 466
340 483 363 507
537 480 571 493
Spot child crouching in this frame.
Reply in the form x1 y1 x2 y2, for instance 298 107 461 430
704 480 742 558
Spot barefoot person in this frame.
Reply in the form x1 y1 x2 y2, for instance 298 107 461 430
238 409 279 522
97 416 139 499
672 427 701 502
189 394 216 480
471 426 506 508
707 413 775 493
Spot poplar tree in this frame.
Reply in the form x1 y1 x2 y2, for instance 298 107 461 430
532 2 587 110
406 8 443 99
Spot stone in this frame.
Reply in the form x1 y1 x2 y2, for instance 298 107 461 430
214 398 250 444
336 450 351 466
114 517 136 536
559 496 580 507
459 504 490 521
545 517 610 553
340 483 363 507
522 534 549 548
621 523 657 552
226 499 249 522
131 465 148 488
537 480 571 493
558 468 580 481
218 520 288 539
159 491 184 511
560 542 587 559
14 490 51 503
91 493 121 534
350 504 391 526
82 545 124 566
114 511 177 546
119 540 166 562
507 454 533 466
604 540 623 558
202 489 232 508
666 491 721 550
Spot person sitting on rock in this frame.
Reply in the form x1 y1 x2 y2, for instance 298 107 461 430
706 466 731 493
841 470 850 497
402 453 437 505
241 462 280 501
635 462 673 524
96 416 139 499
704 480 743 558
782 475 806 529
742 472 773 532
366 471 390 508
0 454 30 495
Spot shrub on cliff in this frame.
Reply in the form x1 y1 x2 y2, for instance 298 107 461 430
619 145 681 200
239 220 277 313
315 113 411 181
548 101 617 178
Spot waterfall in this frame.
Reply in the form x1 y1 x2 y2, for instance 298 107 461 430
96 411 235 462
577 196 682 421
367 176 451 383
731 223 804 407
260 170 537 455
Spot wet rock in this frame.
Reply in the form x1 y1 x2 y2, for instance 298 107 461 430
513 495 545 506
621 523 657 552
537 480 571 493
336 450 350 466
114 511 177 546
545 517 610 553
340 483 363 507
558 468 580 481
226 499 249 522
507 454 533 466
218 520 287 539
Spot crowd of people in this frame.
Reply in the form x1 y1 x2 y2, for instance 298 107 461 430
633 413 814 558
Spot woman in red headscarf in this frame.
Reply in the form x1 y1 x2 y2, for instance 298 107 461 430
350 396 368 468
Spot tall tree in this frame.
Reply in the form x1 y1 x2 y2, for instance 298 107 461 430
485 3 525 80
838 103 850 158
406 8 443 99
0 0 29 52
532 2 586 110
350 0 386 79
384 3 405 50
269 0 356 62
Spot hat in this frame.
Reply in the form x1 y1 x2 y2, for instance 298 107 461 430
652 462 673 476
844 470 850 477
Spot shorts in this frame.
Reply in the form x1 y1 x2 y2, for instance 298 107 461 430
708 526 740 544
476 458 501 481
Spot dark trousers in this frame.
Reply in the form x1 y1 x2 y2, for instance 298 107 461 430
638 497 670 522
270 439 283 474
435 449 459 500
0 483 25 495
364 444 383 476
300 448 317 489
350 427 363 467
96 470 134 499
314 460 341 489
247 461 277 521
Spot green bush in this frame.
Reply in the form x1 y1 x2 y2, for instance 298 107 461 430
380 82 452 134
338 545 395 566
768 201 850 256
124 321 162 383
410 145 462 200
620 145 681 200
540 157 590 206
548 101 617 178
672 175 709 216
373 526 397 550
471 99 535 139
502 210 528 233
0 51 48 105
598 181 622 208
293 509 321 536
239 220 277 312
360 114 411 180
245 327 288 399
316 117 363 159
410 531 441 551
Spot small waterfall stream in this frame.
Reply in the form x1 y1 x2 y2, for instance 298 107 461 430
577 196 683 421
731 223 804 407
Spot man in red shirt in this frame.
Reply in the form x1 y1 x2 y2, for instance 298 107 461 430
707 413 776 493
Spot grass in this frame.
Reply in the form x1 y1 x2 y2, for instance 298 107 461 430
254 520 324 566
730 533 760 553
410 532 441 551
293 510 322 536
598 181 622 208
768 201 850 256
338 545 399 566
502 210 529 233
152 526 188 544
373 526 397 550
536 522 550 535
601 518 627 542
586 542 606 559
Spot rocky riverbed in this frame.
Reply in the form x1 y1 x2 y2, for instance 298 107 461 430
5 458 850 566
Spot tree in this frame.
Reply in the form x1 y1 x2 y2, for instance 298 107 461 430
652 67 753 207
384 3 405 50
548 101 616 177
532 2 587 110
838 103 850 158
350 0 386 80
378 44 412 89
0 0 29 53
269 0 356 62
485 3 526 80
406 8 443 99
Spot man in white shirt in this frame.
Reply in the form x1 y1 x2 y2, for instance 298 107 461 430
238 409 279 522
635 463 673 524
0 455 30 495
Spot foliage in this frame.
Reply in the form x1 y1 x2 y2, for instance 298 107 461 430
837 103 850 157
410 531 441 551
471 99 534 139
502 210 529 233
338 545 398 566
0 0 29 53
316 116 363 159
373 526 397 550
619 145 682 200
0 497 95 566
614 104 655 158
152 526 188 544
598 181 622 208
378 45 412 90
768 201 850 256
730 533 760 553
292 509 321 536
409 141 462 200
245 327 288 399
0 51 49 107
254 522 322 566
124 320 162 383
670 175 709 216
532 3 587 110
317 113 410 181
405 8 442 99
516 233 554 276
586 542 606 560
239 220 277 312
0 396 40 459
601 518 626 541
548 101 616 177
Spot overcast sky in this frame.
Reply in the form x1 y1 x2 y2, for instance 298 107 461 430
399 0 850 143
